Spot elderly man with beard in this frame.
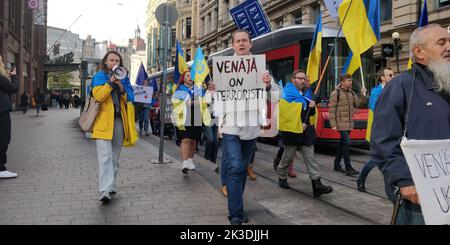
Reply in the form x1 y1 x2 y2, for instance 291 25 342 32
371 24 450 225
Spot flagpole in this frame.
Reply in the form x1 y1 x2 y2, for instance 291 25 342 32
359 55 367 96
314 0 355 95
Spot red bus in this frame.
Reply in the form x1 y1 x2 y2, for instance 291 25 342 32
149 25 375 146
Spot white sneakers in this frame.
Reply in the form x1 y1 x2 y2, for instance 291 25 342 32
182 159 196 175
188 159 196 170
0 170 18 179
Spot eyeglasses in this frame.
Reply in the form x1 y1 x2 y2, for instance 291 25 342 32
294 77 306 81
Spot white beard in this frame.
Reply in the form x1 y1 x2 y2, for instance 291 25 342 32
428 58 450 94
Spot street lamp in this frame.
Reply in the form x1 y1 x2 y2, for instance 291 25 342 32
392 32 402 73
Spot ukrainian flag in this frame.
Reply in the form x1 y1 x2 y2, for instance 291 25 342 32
342 51 362 75
408 0 428 69
306 15 322 85
365 84 383 142
191 46 210 87
338 0 378 56
278 83 305 134
174 41 187 85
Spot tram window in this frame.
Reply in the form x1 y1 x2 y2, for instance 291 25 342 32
267 57 295 86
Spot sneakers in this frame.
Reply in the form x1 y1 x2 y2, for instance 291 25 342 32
221 185 228 197
99 191 111 203
230 217 242 225
0 170 18 179
182 160 190 175
188 159 196 170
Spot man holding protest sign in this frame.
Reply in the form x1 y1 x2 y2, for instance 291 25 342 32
210 29 277 225
371 24 450 225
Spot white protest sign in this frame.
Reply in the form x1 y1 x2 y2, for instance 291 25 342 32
133 86 153 104
213 55 266 115
324 0 343 20
400 137 450 225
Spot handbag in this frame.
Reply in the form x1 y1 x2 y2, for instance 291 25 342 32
79 95 100 133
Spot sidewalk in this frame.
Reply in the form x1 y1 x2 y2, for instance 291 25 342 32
0 109 230 225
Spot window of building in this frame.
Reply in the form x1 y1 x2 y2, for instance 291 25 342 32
380 0 392 21
186 49 191 61
208 13 212 33
438 0 450 7
181 19 185 39
292 9 302 25
186 17 192 38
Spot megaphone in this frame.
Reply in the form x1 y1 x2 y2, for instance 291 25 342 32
112 65 128 80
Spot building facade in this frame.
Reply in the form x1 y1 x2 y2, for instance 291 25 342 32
0 0 48 108
47 26 83 63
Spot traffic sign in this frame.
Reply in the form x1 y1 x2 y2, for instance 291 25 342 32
229 0 272 39
155 3 178 26
28 0 39 9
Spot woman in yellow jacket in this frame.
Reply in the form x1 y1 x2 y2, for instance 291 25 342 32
172 71 211 174
91 51 137 203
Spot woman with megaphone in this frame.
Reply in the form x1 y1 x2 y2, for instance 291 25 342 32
91 51 138 203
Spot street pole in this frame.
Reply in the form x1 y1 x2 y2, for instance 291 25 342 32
395 40 400 73
153 3 177 164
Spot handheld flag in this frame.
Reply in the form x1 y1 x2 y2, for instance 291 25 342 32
150 78 158 92
174 41 187 84
408 0 428 69
191 46 210 87
342 51 362 75
135 63 148 86
366 84 383 142
306 15 323 84
338 0 378 56
278 82 305 134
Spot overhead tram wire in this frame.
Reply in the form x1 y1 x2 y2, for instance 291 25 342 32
47 15 83 56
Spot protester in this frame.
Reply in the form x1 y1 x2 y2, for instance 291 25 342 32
91 51 136 203
329 74 364 176
172 70 211 174
277 70 333 197
34 88 45 117
0 55 19 179
210 29 277 225
356 68 395 192
371 24 450 225
20 91 29 114
138 80 152 136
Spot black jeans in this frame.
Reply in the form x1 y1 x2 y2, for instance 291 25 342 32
335 131 351 168
0 113 11 171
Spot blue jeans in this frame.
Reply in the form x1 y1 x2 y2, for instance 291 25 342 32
357 159 379 185
139 107 150 132
203 125 218 163
335 131 351 168
222 134 256 221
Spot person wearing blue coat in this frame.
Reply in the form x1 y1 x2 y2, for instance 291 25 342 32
371 24 450 225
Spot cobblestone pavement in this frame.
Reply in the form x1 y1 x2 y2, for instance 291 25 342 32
0 109 231 225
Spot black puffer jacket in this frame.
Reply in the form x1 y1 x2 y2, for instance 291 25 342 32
0 74 19 114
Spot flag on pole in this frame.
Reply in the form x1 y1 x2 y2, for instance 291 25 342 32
135 63 148 86
342 51 362 75
191 46 210 87
306 15 322 85
150 77 158 92
174 41 187 84
338 0 378 56
408 0 428 69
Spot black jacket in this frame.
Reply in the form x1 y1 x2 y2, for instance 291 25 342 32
371 63 450 202
0 74 19 114
280 105 316 146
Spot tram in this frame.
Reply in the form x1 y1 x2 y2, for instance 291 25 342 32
148 25 375 146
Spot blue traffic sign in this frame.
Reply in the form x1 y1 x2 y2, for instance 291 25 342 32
229 0 272 39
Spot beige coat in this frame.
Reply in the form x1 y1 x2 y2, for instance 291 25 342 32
328 86 359 131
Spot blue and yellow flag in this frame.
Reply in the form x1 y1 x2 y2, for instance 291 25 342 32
306 15 322 85
174 41 187 84
277 83 306 134
408 0 428 69
366 84 383 142
191 46 210 87
342 51 362 75
338 0 378 56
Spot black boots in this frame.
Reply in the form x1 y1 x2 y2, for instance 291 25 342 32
333 164 346 173
279 178 290 189
345 166 360 176
311 178 333 198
